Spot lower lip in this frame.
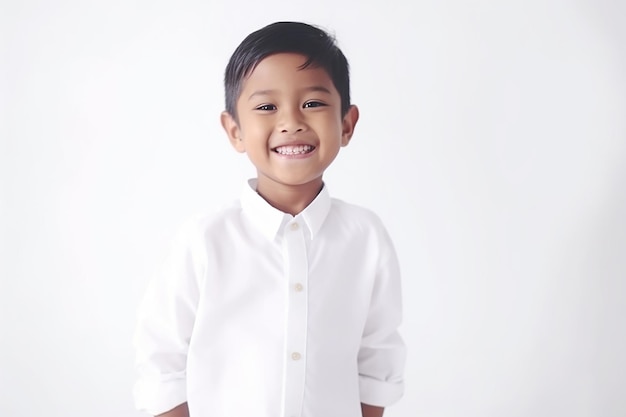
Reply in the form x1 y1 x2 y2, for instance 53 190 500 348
273 149 316 160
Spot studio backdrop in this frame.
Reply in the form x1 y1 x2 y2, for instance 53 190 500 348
1 1 624 416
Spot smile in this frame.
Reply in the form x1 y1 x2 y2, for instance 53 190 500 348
272 145 316 155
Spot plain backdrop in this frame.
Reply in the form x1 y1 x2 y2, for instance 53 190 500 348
1 0 625 416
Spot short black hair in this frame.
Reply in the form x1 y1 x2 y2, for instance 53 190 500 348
224 21 351 120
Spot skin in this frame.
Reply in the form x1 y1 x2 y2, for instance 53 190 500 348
156 54 380 417
157 401 383 417
362 403 385 417
156 403 188 417
221 53 360 216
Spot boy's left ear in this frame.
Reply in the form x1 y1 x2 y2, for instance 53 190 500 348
341 105 359 147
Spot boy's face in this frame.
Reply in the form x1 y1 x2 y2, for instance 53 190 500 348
221 53 359 195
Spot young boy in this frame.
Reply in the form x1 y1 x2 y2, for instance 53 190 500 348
133 21 405 417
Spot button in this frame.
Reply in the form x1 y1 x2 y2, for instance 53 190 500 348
294 283 304 292
291 352 301 361
290 222 299 231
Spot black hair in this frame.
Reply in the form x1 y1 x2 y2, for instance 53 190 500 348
224 21 351 120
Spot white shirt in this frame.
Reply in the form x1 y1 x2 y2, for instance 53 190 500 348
133 180 405 417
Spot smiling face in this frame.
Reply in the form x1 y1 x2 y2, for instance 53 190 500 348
221 53 359 203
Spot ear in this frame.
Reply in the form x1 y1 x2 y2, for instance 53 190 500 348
220 111 245 153
340 105 359 147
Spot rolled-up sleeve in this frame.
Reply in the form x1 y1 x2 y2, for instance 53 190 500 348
358 222 406 407
133 220 204 415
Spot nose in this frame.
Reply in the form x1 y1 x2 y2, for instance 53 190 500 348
277 107 307 134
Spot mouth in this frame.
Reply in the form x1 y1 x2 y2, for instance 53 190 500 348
271 144 316 155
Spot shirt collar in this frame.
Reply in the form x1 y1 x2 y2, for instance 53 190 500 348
240 179 331 241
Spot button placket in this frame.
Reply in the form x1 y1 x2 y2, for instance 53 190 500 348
282 220 308 417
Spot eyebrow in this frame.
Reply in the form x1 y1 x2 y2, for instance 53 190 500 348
247 85 332 100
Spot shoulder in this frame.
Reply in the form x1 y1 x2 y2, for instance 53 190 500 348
326 198 396 249
329 197 388 232
326 198 399 268
172 199 243 245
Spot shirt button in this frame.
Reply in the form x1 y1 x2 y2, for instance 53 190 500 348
291 352 301 361
294 283 304 292
290 222 299 231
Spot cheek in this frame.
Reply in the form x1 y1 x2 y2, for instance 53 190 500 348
240 117 272 139
322 118 344 139
312 113 340 131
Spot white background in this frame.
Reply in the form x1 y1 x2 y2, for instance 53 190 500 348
1 0 625 416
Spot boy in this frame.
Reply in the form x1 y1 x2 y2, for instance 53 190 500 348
133 21 405 417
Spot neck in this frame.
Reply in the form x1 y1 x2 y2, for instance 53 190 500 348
255 178 323 216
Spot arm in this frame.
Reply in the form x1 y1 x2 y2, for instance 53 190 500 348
156 402 189 417
358 219 406 410
133 221 203 415
361 403 384 417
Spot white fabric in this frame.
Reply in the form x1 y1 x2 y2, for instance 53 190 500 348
133 179 405 417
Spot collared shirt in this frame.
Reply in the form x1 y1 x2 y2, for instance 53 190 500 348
133 180 405 417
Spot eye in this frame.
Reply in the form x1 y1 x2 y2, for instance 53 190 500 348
255 104 276 111
303 101 327 109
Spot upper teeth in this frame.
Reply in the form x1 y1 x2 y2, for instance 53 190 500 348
274 145 314 155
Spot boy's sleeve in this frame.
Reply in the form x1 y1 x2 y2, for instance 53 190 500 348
133 219 204 415
358 220 406 407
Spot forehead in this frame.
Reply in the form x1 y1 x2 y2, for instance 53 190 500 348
240 53 336 96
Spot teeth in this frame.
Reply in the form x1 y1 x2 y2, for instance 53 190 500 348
274 145 314 155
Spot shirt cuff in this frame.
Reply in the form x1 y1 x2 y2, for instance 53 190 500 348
133 372 187 416
359 374 404 407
